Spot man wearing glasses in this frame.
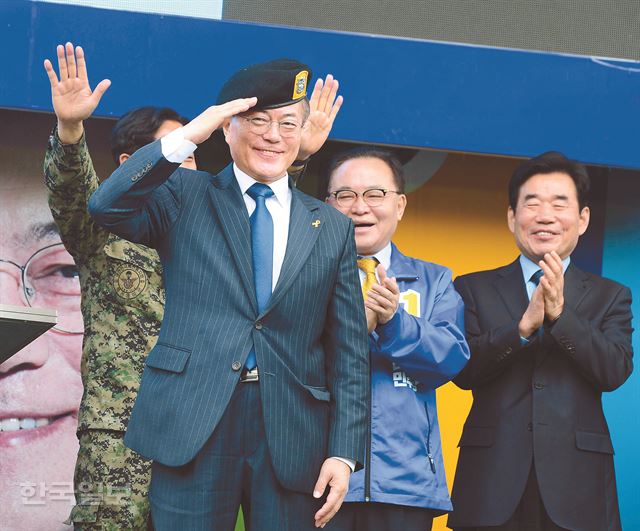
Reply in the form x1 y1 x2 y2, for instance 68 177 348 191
0 135 83 530
42 43 196 530
88 58 368 530
42 47 344 530
323 147 470 531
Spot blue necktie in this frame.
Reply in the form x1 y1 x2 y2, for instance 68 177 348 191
529 269 544 338
245 183 274 370
530 269 544 287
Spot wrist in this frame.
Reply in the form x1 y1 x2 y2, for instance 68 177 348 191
545 301 563 323
57 121 84 144
518 319 538 339
181 123 207 146
545 310 562 323
377 311 394 326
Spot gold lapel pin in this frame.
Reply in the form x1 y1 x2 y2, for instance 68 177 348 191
312 219 321 228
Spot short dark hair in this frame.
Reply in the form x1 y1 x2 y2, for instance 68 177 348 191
509 151 590 211
322 147 406 196
110 107 188 164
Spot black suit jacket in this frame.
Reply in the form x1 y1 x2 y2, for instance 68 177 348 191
88 141 370 493
448 259 633 531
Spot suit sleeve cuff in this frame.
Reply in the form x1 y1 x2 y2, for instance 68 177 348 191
330 456 355 472
160 127 197 163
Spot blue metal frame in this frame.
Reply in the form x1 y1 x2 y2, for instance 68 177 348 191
2 0 639 169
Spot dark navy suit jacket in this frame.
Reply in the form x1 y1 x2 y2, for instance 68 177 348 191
88 140 369 493
448 260 633 531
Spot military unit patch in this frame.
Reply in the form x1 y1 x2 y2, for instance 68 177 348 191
293 70 309 99
113 263 147 300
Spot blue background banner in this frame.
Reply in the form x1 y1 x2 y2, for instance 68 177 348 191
1 0 640 168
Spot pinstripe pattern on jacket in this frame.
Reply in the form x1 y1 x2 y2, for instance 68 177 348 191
88 140 369 493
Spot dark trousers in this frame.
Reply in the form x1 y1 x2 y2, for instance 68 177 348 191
148 381 325 531
454 466 568 531
329 501 436 531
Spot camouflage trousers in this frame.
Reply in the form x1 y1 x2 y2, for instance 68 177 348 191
67 429 152 531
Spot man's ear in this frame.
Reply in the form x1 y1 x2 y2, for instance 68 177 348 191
396 194 407 221
507 206 516 234
222 118 232 142
578 206 591 236
118 153 130 166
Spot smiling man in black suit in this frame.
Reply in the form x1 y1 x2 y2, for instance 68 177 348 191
449 151 633 531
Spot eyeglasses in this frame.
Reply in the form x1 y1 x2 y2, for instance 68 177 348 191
0 242 82 335
327 188 401 208
243 116 303 137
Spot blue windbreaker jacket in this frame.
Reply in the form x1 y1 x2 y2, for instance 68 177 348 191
345 244 470 511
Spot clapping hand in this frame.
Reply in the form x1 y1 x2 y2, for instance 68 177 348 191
365 264 400 326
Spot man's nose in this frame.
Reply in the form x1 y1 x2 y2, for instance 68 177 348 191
262 121 283 141
350 195 371 214
0 272 51 373
0 334 51 373
535 204 556 222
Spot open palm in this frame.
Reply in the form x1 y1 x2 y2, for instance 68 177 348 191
298 74 343 161
44 42 110 124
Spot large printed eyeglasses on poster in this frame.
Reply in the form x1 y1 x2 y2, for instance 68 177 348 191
0 242 82 335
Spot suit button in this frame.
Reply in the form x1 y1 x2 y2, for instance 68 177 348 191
533 382 545 390
505 347 512 354
527 422 533 432
255 321 263 330
231 361 242 371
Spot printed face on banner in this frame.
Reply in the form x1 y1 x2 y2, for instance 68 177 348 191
0 172 83 530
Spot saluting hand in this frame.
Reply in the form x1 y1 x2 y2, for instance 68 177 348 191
44 42 111 144
182 98 257 145
297 75 343 162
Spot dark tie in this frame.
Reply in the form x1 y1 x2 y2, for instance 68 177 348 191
245 183 275 370
530 269 544 286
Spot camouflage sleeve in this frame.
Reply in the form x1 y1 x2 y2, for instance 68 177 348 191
44 127 110 260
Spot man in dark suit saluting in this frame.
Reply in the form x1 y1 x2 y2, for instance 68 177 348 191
449 152 633 531
89 60 369 530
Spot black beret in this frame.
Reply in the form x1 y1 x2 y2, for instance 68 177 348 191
217 59 312 110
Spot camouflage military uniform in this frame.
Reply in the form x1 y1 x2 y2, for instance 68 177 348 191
45 130 164 530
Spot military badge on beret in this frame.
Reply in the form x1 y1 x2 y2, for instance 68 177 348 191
293 70 309 99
